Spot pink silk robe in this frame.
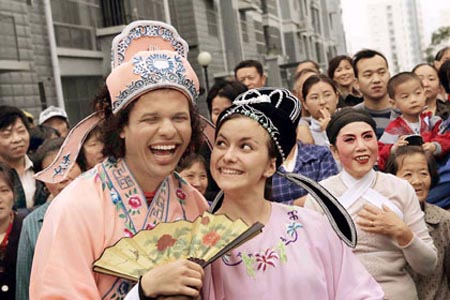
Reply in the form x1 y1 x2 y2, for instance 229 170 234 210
202 203 384 300
29 159 209 300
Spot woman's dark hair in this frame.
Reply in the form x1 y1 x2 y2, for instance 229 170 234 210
28 124 60 154
327 55 352 80
439 60 450 93
32 137 65 173
385 146 439 189
206 80 247 115
412 63 438 75
76 125 102 172
0 162 15 197
435 47 450 62
93 84 204 161
302 74 338 101
176 153 207 173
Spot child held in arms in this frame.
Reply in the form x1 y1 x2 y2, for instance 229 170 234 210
378 72 450 170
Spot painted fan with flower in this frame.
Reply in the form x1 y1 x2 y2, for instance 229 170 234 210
93 212 264 281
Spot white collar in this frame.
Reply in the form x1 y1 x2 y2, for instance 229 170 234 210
281 143 298 172
24 155 34 171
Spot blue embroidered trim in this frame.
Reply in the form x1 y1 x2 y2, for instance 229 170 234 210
53 153 71 177
112 53 198 112
115 24 187 67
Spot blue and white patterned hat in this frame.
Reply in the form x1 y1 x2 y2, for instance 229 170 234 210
106 20 199 114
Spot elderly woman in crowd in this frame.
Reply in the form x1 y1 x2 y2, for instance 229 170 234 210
386 146 450 300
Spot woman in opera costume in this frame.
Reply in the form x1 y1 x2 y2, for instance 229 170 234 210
197 88 384 299
305 108 438 300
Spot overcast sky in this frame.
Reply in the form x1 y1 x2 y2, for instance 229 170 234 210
341 0 450 54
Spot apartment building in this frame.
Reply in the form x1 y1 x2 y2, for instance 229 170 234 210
0 0 346 121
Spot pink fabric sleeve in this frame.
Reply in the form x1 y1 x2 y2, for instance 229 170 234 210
30 180 106 300
322 216 385 299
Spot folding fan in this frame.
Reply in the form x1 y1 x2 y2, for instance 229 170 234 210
93 212 264 281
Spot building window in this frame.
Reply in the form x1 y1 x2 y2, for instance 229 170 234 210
254 20 265 54
130 0 165 22
315 41 322 63
264 26 282 55
51 0 101 50
311 6 321 34
0 14 19 60
240 12 249 43
62 76 103 123
296 32 304 56
261 0 278 15
100 0 126 27
302 0 308 16
205 0 218 37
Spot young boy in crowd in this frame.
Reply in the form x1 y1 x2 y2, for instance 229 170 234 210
378 72 450 170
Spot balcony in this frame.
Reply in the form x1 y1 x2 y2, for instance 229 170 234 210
296 17 313 33
238 0 261 12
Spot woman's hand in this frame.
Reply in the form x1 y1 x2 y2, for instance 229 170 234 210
356 204 413 246
318 108 331 132
141 259 204 298
391 135 408 153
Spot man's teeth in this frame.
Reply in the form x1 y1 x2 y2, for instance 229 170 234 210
355 155 369 161
221 168 243 175
151 145 176 150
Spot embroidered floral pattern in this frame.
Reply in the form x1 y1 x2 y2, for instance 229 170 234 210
255 249 279 271
128 196 142 210
223 207 302 277
146 223 156 230
176 188 187 200
123 228 134 237
124 187 142 216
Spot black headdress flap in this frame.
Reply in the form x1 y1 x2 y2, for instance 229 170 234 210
278 171 357 248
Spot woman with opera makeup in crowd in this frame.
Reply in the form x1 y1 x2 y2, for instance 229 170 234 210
304 108 438 300
385 146 450 300
29 20 209 300
199 88 384 299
